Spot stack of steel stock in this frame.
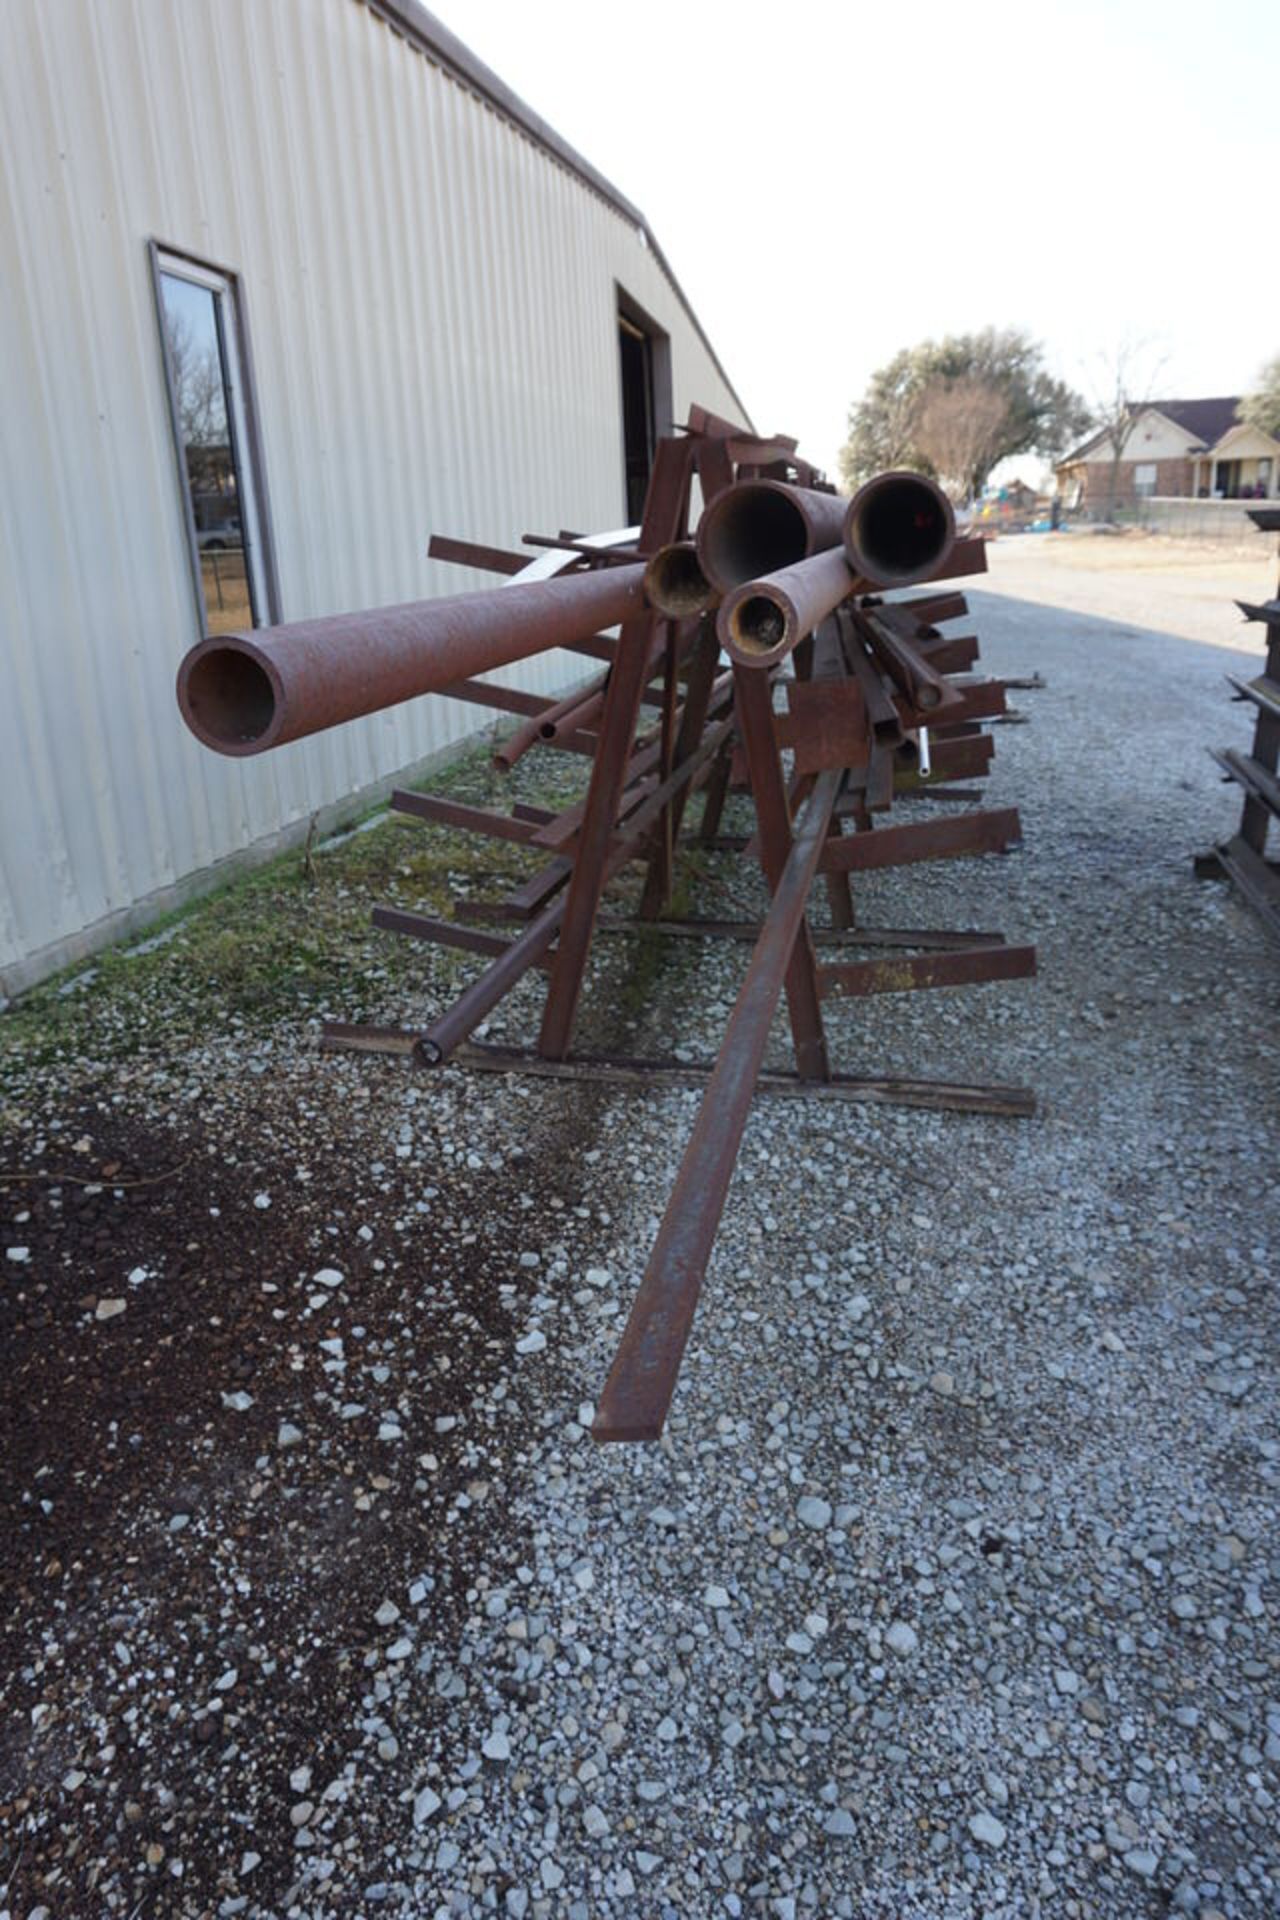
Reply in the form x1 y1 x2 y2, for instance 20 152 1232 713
175 405 1037 1440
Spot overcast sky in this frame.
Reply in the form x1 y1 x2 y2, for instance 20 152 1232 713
432 0 1277 483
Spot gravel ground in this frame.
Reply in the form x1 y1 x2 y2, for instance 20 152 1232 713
2 542 1279 1920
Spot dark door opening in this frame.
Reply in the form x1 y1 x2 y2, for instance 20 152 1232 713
618 313 655 525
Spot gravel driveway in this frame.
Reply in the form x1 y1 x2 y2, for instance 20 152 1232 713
2 538 1278 1920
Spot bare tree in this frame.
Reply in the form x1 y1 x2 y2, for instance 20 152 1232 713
911 375 1012 504
1088 338 1167 521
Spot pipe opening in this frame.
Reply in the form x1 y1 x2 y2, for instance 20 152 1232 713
700 488 808 589
728 592 789 660
183 645 277 748
848 478 952 584
645 545 716 617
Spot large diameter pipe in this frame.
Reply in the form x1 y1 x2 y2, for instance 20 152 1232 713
592 765 843 1443
176 564 647 756
717 546 857 670
842 470 955 588
695 480 847 592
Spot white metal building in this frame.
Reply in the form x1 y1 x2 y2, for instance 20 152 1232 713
0 0 748 997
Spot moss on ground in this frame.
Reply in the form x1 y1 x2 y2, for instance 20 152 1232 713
1 739 737 1081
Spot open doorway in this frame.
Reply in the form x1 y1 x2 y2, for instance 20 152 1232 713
616 290 672 525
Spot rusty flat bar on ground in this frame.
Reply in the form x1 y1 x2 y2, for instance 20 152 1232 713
821 808 1022 874
451 1042 1036 1115
592 768 842 1443
594 918 1007 950
820 943 1037 1000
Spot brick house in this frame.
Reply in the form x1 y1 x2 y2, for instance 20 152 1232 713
1056 398 1280 513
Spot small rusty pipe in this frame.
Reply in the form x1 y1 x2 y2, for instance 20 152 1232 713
644 543 720 618
492 670 610 770
842 470 955 589
717 547 857 670
176 564 647 756
695 481 847 592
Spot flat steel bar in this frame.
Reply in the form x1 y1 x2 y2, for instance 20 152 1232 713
824 814 856 929
371 905 551 968
538 438 696 1059
640 616 723 918
389 789 540 845
821 808 1022 874
819 944 1037 1000
912 634 981 674
427 533 528 575
436 678 554 719
698 746 734 845
732 666 830 1081
893 591 969 626
593 919 1007 950
454 858 574 923
592 767 843 1443
521 533 644 564
453 1041 1035 1116
897 736 995 784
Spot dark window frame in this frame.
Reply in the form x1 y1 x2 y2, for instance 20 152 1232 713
147 239 280 631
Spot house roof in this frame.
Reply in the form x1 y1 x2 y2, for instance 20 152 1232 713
361 0 753 427
1146 397 1241 447
1059 397 1242 467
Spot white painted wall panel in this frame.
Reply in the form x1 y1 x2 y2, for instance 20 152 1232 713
0 0 747 993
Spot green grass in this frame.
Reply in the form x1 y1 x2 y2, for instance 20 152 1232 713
0 736 726 1080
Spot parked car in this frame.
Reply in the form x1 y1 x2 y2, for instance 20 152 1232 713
197 519 242 550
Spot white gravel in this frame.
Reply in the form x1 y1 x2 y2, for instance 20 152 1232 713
2 543 1278 1918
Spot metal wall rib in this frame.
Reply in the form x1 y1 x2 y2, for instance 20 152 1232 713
0 0 746 994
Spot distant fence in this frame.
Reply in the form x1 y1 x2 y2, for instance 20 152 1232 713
1131 497 1277 542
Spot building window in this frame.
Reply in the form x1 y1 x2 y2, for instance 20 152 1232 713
1134 462 1158 498
150 244 277 635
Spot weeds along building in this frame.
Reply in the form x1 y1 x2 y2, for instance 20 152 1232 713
0 0 748 998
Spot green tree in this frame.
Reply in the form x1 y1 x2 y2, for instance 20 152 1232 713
839 328 1089 494
1239 356 1280 440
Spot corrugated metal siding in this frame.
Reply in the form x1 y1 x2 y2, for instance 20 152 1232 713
0 0 745 993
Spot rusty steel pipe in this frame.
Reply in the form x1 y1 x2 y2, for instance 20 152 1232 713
842 471 955 588
492 669 610 770
592 764 843 1443
717 547 858 670
644 542 720 619
176 565 647 756
695 481 847 592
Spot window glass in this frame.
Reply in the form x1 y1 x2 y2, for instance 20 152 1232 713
155 253 270 633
